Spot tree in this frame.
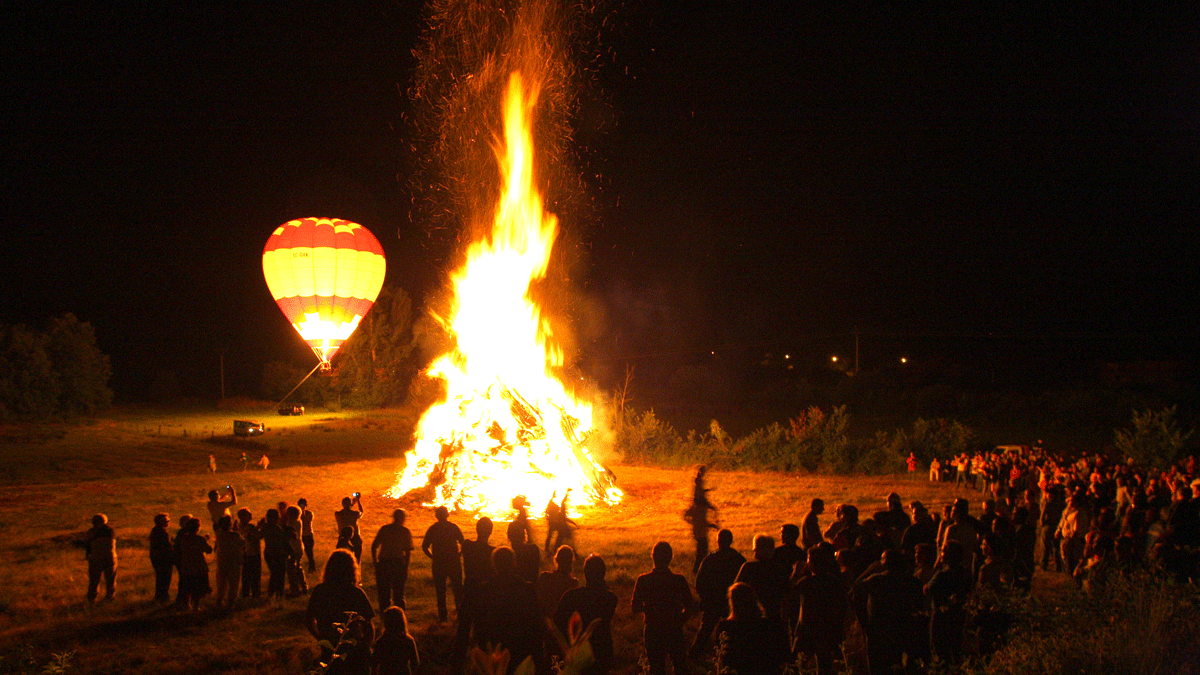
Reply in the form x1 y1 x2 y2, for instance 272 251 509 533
1114 406 1193 469
0 314 112 419
0 324 58 419
334 284 418 407
45 313 112 414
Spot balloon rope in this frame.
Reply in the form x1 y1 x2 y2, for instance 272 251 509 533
275 361 324 410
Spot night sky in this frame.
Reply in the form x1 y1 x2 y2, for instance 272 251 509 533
2 2 1197 404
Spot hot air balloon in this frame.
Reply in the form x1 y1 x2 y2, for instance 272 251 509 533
262 218 386 369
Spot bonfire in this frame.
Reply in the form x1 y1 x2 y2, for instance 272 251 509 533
388 73 621 518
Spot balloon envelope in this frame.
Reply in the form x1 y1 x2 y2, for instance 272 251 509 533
262 218 386 365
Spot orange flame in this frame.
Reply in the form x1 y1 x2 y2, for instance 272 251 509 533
389 73 621 517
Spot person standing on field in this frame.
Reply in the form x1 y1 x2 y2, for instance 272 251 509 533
237 508 262 598
298 497 316 572
214 514 243 607
208 454 217 474
372 509 414 610
150 513 173 603
422 506 464 621
206 486 237 527
631 541 694 675
84 514 117 603
685 466 719 573
335 494 365 561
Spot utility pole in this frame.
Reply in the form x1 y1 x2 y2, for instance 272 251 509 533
854 329 860 375
220 351 226 402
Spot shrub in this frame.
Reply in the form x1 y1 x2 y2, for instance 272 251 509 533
1113 406 1193 469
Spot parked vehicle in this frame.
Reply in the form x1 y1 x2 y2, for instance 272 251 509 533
234 420 265 436
278 404 305 416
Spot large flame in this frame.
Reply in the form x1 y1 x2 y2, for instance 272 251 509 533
388 73 621 518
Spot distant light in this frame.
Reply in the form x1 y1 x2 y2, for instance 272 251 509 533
831 356 838 363
711 351 715 355
784 354 790 360
900 357 907 364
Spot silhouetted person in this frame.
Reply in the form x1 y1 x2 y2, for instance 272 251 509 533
306 549 375 644
874 493 911 549
536 545 579 618
237 508 262 598
261 508 289 598
478 546 544 673
335 494 364 561
1057 491 1091 576
913 542 937 586
631 541 694 675
715 582 790 675
900 502 937 555
508 519 543 584
214 514 244 607
175 517 212 610
337 526 357 555
977 533 1012 592
547 490 578 555
938 499 982 575
512 496 535 550
206 486 237 527
692 528 746 655
555 554 618 675
150 513 173 603
824 504 861 551
792 543 849 675
853 549 924 675
171 514 191 604
372 606 420 675
544 493 561 556
298 497 316 572
735 534 788 621
372 508 414 611
84 513 117 603
925 540 974 666
685 466 719 573
422 505 463 621
1039 486 1066 571
802 499 825 550
284 505 308 595
456 517 495 650
1011 506 1037 591
774 524 804 575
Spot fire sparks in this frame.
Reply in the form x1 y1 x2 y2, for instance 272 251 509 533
388 73 621 518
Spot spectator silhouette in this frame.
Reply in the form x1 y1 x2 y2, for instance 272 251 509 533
912 542 937 585
511 496 535 550
284 505 308 595
507 520 542 585
824 504 861 551
735 534 788 622
150 513 173 603
261 508 289 599
631 541 694 675
801 499 825 550
306 549 375 644
774 524 804 576
685 466 719 573
372 606 420 675
715 582 790 675
873 493 912 549
938 499 982 574
335 495 365 561
692 528 745 655
175 516 212 611
372 508 414 611
555 554 618 675
171 514 191 605
477 546 544 673
791 543 849 675
237 508 262 599
422 505 464 621
214 514 244 607
298 497 317 572
543 493 561 556
337 526 357 555
456 517 495 650
925 540 973 666
853 549 925 675
84 513 117 603
206 486 237 527
900 502 937 555
536 545 579 618
547 491 577 555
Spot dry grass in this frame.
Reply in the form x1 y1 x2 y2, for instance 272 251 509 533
0 410 970 674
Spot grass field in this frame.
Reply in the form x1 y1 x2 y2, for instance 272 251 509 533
0 408 971 674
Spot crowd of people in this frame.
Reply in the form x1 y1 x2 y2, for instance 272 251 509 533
76 443 1200 675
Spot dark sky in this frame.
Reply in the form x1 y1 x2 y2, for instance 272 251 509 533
2 2 1198 401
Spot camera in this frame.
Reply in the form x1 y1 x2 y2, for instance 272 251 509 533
353 492 361 499
225 485 231 490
